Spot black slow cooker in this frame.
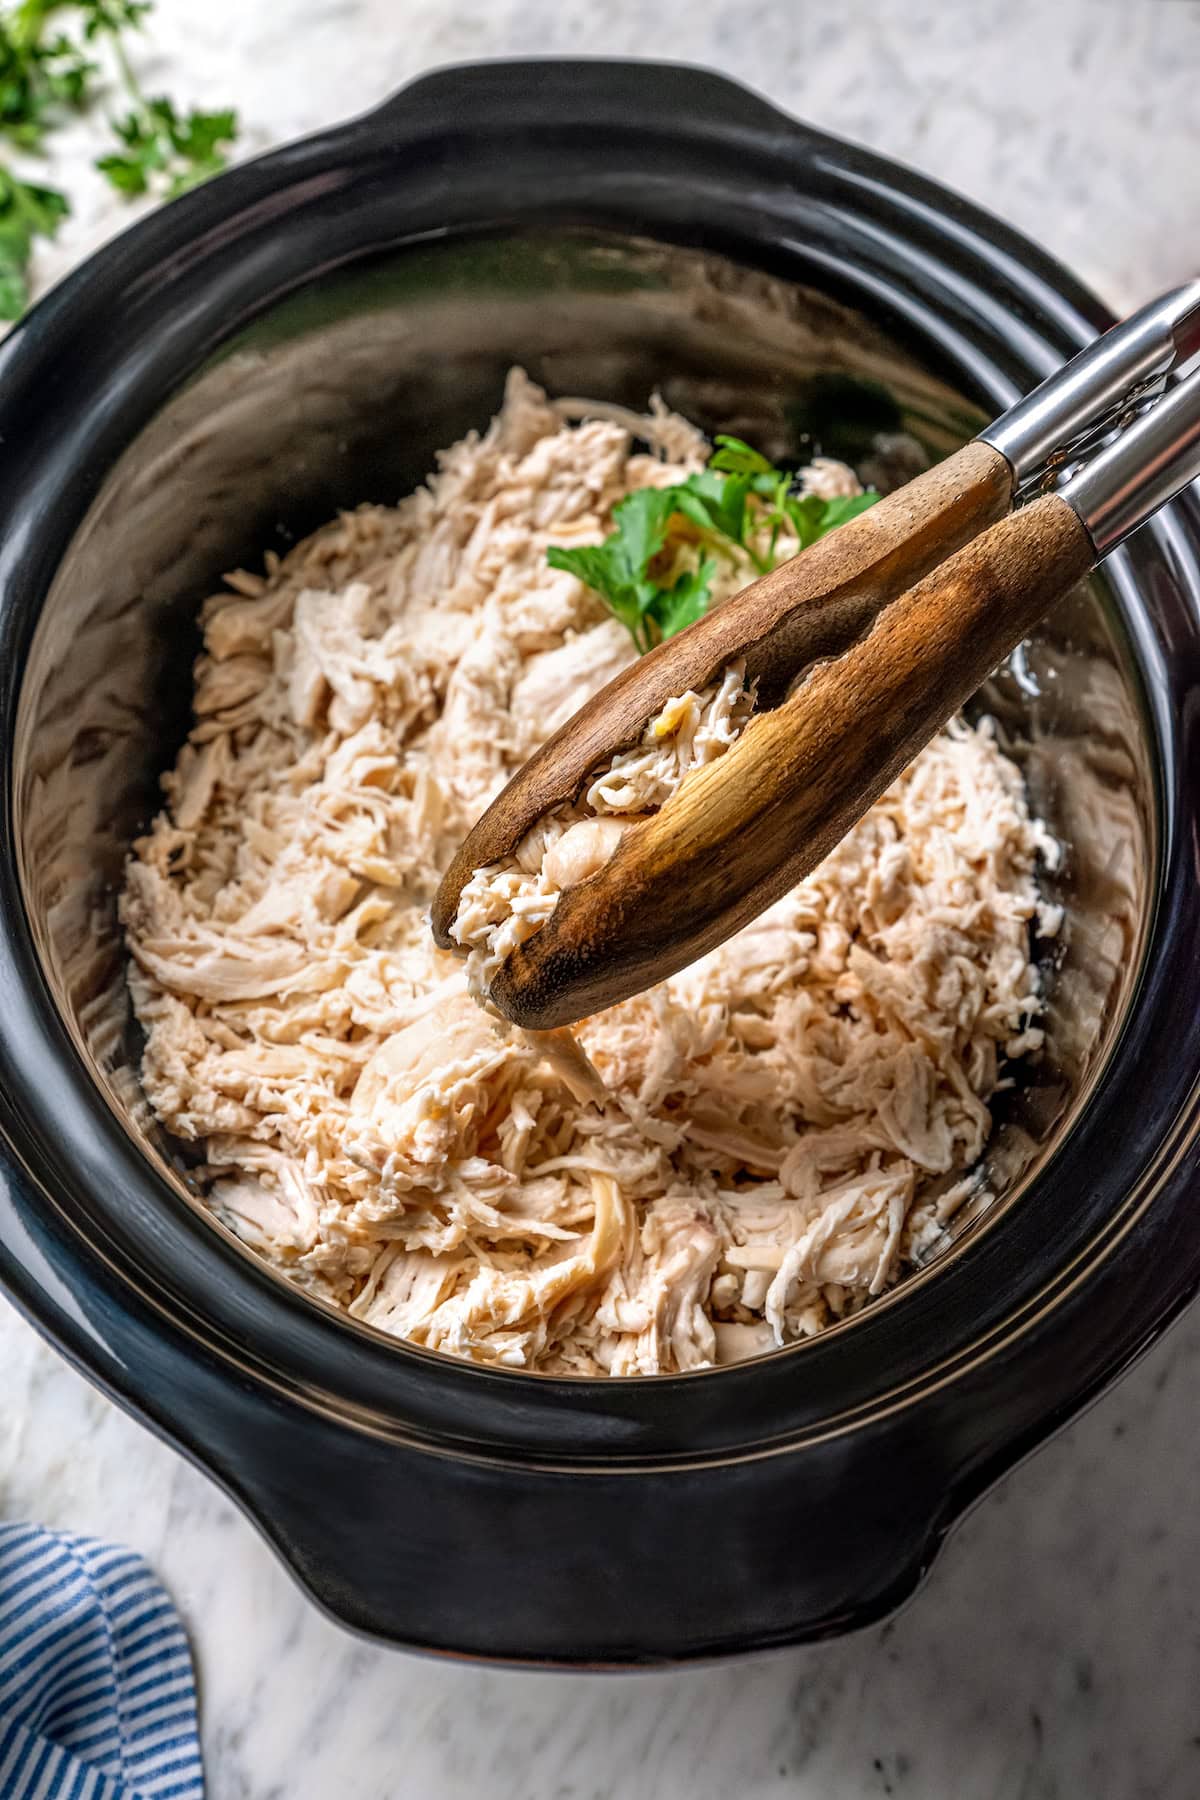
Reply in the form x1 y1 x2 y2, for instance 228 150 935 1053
0 60 1197 1665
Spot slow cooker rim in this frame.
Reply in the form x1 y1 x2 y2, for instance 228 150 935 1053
0 58 1197 1475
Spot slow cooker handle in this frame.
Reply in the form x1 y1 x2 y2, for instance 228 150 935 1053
362 58 807 143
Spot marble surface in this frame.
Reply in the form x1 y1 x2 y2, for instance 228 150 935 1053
5 1 1200 1795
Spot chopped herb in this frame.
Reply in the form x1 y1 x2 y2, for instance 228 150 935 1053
0 164 65 314
670 469 754 557
708 432 776 477
653 554 719 641
0 0 237 321
787 488 880 545
548 487 681 655
76 0 152 37
547 436 880 651
96 97 237 198
86 0 236 200
0 17 95 149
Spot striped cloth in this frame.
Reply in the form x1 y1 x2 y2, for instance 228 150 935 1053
0 1524 203 1799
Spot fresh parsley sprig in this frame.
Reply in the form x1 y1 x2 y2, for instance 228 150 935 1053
549 485 718 656
0 5 95 149
547 434 880 652
96 93 236 197
92 0 236 199
0 0 237 320
0 160 64 313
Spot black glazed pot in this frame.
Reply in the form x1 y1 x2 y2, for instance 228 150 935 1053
1 59 1198 1666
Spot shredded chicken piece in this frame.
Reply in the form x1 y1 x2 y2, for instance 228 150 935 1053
122 369 1060 1375
450 661 757 999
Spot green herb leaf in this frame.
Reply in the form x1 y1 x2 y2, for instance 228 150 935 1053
0 12 96 149
0 164 67 318
76 0 152 40
708 433 776 477
610 485 676 575
782 493 827 550
547 543 645 647
0 0 238 323
0 257 26 314
813 491 883 531
547 488 680 653
673 468 754 551
547 434 882 653
94 95 237 198
654 554 717 641
94 145 145 191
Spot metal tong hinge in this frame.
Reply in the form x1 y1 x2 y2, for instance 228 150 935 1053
979 278 1200 553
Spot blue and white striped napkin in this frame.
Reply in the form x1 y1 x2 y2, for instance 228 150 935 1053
0 1523 203 1799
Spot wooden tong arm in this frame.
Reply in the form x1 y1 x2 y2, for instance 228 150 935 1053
430 439 1013 946
490 494 1094 1030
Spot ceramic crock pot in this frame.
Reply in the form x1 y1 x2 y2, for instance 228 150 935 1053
0 60 1197 1665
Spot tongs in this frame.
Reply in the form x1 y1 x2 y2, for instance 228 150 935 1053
432 280 1200 1029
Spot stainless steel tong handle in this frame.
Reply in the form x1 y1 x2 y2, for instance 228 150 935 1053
980 278 1200 489
978 277 1200 556
1059 362 1200 555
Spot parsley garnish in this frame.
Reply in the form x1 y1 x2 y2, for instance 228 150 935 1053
547 434 880 652
0 163 64 313
0 5 95 150
0 0 237 320
96 96 237 197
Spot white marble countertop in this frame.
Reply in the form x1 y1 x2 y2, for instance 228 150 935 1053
5 2 1200 1796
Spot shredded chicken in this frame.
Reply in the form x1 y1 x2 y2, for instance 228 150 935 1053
122 369 1060 1376
450 661 756 998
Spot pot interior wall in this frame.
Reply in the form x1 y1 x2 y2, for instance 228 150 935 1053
13 229 1155 1320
